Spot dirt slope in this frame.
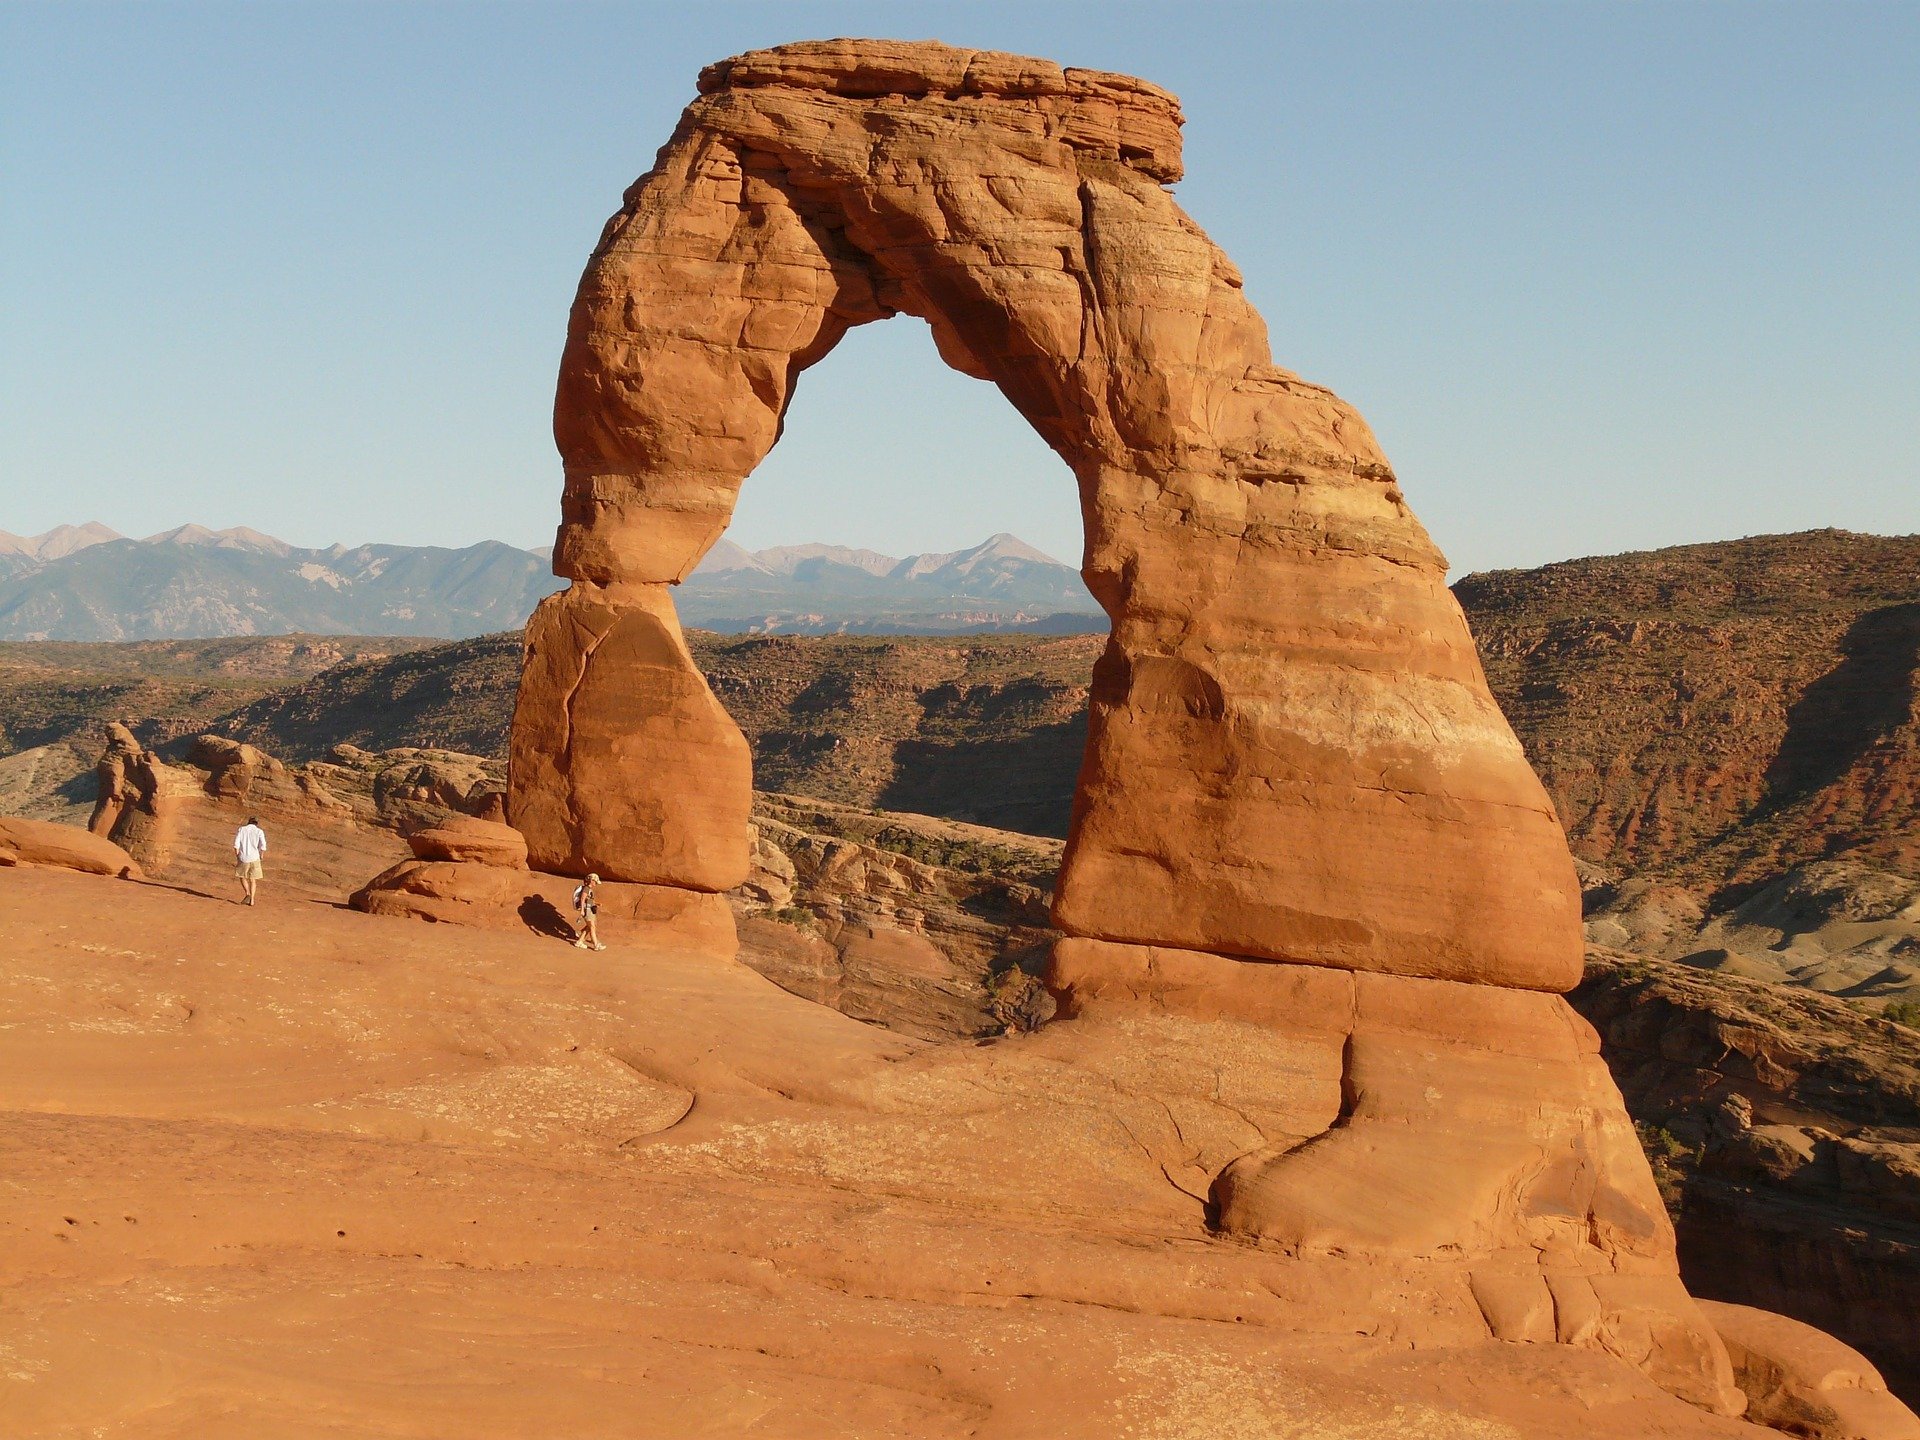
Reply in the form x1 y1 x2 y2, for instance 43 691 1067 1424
1462 529 1920 892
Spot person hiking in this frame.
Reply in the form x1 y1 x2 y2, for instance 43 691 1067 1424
233 816 267 906
572 872 605 950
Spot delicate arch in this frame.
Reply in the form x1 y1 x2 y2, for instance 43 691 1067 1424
508 39 1582 991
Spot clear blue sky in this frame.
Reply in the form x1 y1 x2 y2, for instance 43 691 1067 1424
4 2 1916 576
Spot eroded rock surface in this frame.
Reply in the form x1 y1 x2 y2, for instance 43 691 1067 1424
0 867 1784 1437
734 792 1058 1040
1704 1300 1920 1440
480 38 1920 1421
1575 949 1920 1406
0 814 141 878
508 37 1580 990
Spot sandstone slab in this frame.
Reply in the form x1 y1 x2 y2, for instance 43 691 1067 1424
0 815 142 878
0 867 1808 1438
351 859 736 957
1704 1300 1920 1440
406 816 529 869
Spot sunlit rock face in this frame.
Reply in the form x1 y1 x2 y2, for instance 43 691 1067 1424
503 41 1775 1414
510 38 1579 992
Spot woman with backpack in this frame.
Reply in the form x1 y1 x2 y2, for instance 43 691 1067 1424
572 873 605 951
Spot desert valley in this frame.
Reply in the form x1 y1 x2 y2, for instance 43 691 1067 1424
5 28 1919 1440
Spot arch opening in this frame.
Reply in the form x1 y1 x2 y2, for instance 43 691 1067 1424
682 312 1103 844
711 314 1087 581
507 37 1585 996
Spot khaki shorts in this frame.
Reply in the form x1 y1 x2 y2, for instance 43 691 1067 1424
237 859 264 881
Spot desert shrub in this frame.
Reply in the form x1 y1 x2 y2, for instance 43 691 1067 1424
1882 999 1920 1030
1634 1121 1697 1210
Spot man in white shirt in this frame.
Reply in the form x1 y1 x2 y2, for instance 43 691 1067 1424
233 817 267 906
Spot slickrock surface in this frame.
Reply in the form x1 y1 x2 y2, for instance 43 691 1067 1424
0 867 1783 1438
510 37 1582 990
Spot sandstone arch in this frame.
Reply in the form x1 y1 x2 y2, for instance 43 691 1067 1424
493 39 1824 1413
509 37 1582 992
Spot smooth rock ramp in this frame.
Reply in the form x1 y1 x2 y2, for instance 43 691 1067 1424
1 868 1764 1438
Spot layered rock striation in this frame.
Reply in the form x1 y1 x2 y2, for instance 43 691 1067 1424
498 39 1910 1426
511 37 1578 987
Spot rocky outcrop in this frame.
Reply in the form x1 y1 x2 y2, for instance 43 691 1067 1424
187 735 354 819
406 816 529 868
1051 936 1739 1411
1573 950 1920 1406
88 721 196 867
352 813 733 956
487 39 1917 1418
0 815 141 878
734 793 1059 1039
509 37 1581 992
351 858 733 955
1704 1301 1920 1440
513 585 751 892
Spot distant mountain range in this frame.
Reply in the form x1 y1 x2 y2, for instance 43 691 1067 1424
0 524 1102 641
0 525 561 641
677 532 1101 634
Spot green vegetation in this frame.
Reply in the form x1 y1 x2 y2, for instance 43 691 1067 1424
1634 1122 1699 1209
864 824 1047 882
1883 999 1920 1030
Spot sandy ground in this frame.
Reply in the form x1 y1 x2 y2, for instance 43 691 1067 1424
0 867 1775 1438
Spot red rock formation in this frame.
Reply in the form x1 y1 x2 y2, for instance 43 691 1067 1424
89 722 191 868
510 37 1579 991
0 815 142 877
499 40 1915 1423
1704 1301 1920 1440
406 816 529 869
352 824 733 955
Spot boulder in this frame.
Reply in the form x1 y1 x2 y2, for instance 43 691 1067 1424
88 722 194 868
350 860 734 957
188 735 266 799
1703 1300 1920 1439
0 816 142 879
406 817 529 869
